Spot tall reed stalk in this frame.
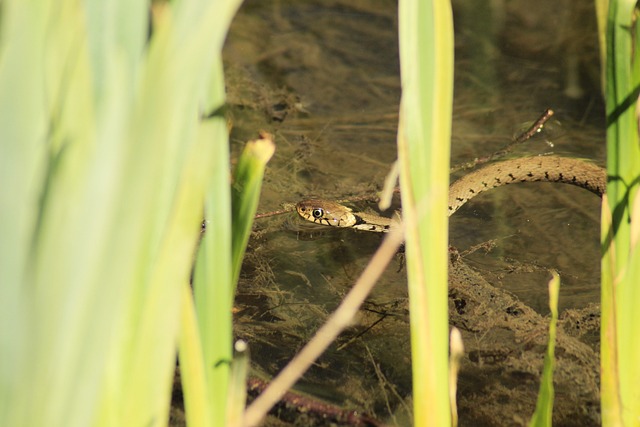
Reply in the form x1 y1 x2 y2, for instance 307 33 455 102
598 0 640 424
397 0 454 425
0 1 258 426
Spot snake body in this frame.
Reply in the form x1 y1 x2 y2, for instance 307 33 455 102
296 156 606 232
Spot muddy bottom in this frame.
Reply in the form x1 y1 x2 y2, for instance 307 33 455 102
228 250 601 426
172 0 603 425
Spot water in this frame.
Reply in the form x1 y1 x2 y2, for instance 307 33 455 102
223 1 603 425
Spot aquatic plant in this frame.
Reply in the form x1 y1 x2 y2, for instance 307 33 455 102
0 1 270 426
397 0 454 425
597 0 640 424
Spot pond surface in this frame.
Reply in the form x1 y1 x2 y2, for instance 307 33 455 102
220 1 603 425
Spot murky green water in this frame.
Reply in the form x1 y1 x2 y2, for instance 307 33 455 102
221 1 603 425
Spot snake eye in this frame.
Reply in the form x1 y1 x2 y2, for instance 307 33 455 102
312 208 324 218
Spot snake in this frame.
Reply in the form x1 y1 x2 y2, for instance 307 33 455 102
295 156 606 232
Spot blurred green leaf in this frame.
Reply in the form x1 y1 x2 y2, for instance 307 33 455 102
0 0 244 426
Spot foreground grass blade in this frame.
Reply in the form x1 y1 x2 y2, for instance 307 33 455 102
594 0 608 91
192 115 234 427
0 0 243 426
600 194 621 425
226 340 250 427
191 129 272 427
600 0 640 425
183 0 243 424
397 0 454 425
179 282 213 427
529 273 560 427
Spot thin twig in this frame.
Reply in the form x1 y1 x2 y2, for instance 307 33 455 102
253 207 293 219
450 108 555 173
254 201 297 219
514 108 555 143
242 228 404 427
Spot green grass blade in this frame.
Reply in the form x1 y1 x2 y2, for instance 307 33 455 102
397 0 454 425
182 0 243 424
601 0 640 425
600 194 622 425
0 1 50 424
179 282 213 427
594 0 609 91
528 273 560 427
226 341 250 427
0 0 243 426
84 1 148 105
231 134 275 286
192 117 233 427
604 0 640 232
192 129 273 426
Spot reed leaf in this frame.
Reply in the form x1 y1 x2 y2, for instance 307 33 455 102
231 134 276 285
600 0 640 424
397 0 454 425
0 0 243 426
191 129 274 426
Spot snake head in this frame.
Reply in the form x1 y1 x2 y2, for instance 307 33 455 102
295 199 357 228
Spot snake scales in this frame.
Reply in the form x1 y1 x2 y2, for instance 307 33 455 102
295 156 606 232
